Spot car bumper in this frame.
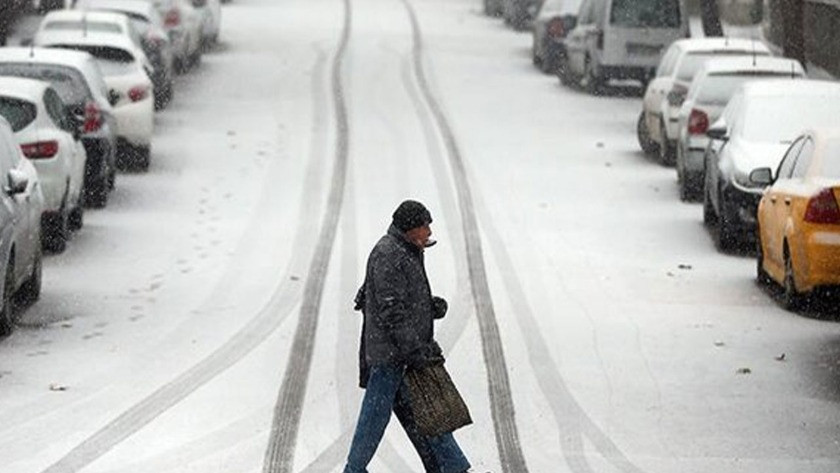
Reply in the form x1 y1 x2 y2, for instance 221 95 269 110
798 230 840 291
31 165 65 211
599 65 654 82
722 181 763 233
113 99 154 147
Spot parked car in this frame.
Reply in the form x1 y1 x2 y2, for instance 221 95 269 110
0 47 118 207
754 129 840 309
0 116 45 336
503 0 542 30
563 0 689 95
137 0 203 72
0 77 87 252
193 0 221 46
703 80 840 251
35 32 156 170
674 56 804 201
74 0 176 109
640 38 770 164
532 0 581 75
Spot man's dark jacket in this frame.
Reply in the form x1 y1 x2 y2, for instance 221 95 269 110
355 224 443 387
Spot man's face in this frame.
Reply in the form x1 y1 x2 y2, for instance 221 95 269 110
406 224 432 249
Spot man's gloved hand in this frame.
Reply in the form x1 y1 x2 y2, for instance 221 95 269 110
407 341 445 370
432 296 448 319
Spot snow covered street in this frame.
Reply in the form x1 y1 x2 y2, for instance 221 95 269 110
1 0 839 472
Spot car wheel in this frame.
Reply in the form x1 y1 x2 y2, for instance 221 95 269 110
18 246 41 307
782 246 805 310
68 204 84 231
0 256 14 336
43 210 69 253
703 185 716 226
558 56 573 85
637 112 658 155
86 175 109 208
658 119 676 166
715 206 737 252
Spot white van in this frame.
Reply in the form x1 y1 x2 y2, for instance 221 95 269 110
562 0 689 94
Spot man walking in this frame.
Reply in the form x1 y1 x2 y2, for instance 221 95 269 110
344 200 471 473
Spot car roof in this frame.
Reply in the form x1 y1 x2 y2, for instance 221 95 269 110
0 76 50 101
0 46 95 70
36 30 139 53
700 56 805 75
741 79 840 97
42 9 131 25
671 37 769 53
75 0 155 18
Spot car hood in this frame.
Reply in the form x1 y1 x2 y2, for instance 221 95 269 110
727 139 790 176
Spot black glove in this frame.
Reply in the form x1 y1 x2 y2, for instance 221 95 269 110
432 296 448 319
407 341 445 370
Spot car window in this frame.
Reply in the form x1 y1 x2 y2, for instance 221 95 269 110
43 20 124 34
43 88 73 132
0 63 93 107
0 123 19 171
776 137 805 180
676 52 768 82
0 97 37 132
696 71 797 105
792 138 815 178
609 0 681 28
50 45 139 76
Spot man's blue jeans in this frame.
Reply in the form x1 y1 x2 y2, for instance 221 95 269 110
343 364 471 473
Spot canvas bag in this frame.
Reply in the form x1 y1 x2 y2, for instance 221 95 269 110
404 363 473 437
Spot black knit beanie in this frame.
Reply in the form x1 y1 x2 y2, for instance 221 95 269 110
392 200 432 232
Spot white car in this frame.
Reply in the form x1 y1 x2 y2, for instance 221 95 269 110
639 38 770 164
137 0 203 71
0 47 119 208
36 32 156 169
703 80 840 251
35 9 146 50
674 56 804 201
0 116 45 336
564 0 689 94
193 0 221 46
0 77 88 252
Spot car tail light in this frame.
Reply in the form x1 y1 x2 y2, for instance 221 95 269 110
688 109 709 135
128 86 148 102
805 188 840 224
547 18 565 38
164 8 180 28
667 84 688 107
20 140 59 159
84 101 102 133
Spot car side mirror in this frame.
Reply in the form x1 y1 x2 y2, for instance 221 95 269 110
6 169 28 195
706 126 728 141
108 90 120 107
749 167 774 187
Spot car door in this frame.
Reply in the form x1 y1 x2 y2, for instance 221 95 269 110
44 87 85 206
764 137 805 273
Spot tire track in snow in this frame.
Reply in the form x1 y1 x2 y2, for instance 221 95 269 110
399 1 529 471
37 46 335 473
260 0 352 470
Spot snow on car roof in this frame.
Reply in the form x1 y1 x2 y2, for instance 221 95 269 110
36 30 138 54
670 37 770 53
741 79 840 97
0 46 96 70
700 56 805 76
75 0 156 19
0 76 51 101
41 9 132 26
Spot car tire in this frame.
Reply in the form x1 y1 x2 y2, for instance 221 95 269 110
637 112 658 155
68 204 84 231
18 246 41 307
43 210 68 254
715 206 736 252
86 176 109 208
703 185 716 226
0 256 14 337
783 246 805 310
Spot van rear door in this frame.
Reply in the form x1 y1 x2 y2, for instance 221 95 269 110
602 0 686 69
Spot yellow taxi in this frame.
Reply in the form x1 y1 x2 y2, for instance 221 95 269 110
754 129 840 309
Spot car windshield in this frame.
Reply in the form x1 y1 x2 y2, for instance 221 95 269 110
676 51 767 81
696 71 798 105
0 63 90 106
43 20 123 34
609 0 681 28
742 96 840 142
0 97 37 132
